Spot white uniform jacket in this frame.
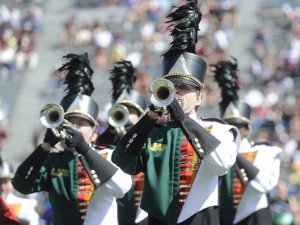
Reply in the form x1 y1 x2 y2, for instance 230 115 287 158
178 114 240 223
233 138 282 223
83 148 132 225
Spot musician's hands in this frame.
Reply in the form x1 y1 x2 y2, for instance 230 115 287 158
148 104 169 125
64 126 90 154
149 104 163 117
43 129 60 147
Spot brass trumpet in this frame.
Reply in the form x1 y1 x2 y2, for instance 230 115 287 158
148 78 175 107
107 104 129 128
40 103 64 129
40 103 73 139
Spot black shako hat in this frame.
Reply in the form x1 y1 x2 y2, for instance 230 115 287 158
212 57 251 126
223 100 251 126
58 53 99 126
109 60 148 116
162 0 207 90
211 57 239 117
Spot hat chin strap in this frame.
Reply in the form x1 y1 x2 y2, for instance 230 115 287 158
175 95 196 116
176 95 184 108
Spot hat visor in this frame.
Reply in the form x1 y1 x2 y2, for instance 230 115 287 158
166 76 201 89
65 112 97 127
0 175 13 180
224 118 250 128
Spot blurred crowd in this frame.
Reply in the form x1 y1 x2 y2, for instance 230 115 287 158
0 1 42 82
1 0 300 224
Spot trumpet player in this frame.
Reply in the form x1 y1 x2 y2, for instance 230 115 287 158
97 60 148 146
11 53 132 225
97 60 149 225
213 58 282 225
112 1 240 225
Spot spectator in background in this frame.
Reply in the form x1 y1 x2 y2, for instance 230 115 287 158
283 111 300 196
269 179 300 225
15 30 39 71
0 194 21 225
0 119 8 153
34 191 53 225
0 39 16 80
0 159 39 225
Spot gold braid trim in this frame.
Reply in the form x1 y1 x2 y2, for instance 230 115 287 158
65 110 98 126
224 115 251 124
119 100 144 116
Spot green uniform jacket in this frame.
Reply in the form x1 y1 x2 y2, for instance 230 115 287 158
12 146 83 225
112 123 183 224
219 166 235 225
117 184 137 223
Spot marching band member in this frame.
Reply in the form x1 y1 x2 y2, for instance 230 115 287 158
97 60 149 225
12 53 132 225
112 1 240 224
213 58 282 225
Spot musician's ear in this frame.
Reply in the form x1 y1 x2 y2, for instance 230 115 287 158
91 128 98 143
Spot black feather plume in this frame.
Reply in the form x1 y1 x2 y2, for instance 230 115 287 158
163 0 201 57
211 57 239 117
109 60 136 102
58 53 94 97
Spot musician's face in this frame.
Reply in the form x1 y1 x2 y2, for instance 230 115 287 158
128 107 140 125
174 83 202 115
68 117 97 144
0 178 13 195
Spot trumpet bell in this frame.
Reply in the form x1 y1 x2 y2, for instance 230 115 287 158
40 103 65 129
107 104 129 128
148 78 175 107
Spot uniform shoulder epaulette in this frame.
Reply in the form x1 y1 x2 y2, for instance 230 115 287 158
251 141 272 147
201 117 226 124
95 144 115 151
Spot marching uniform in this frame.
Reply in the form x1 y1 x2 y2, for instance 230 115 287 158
98 60 149 225
12 145 131 225
215 95 282 225
112 1 240 224
220 138 282 225
83 146 132 225
116 171 147 225
211 54 283 225
112 114 240 225
12 53 132 225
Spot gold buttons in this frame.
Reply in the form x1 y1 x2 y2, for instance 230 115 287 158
240 168 248 182
95 178 100 184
